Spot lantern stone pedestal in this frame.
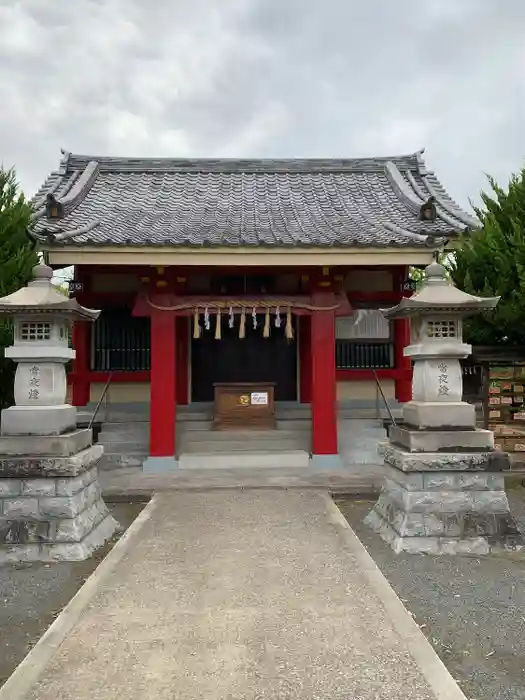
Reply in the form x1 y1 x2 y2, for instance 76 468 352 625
365 262 524 555
0 264 118 564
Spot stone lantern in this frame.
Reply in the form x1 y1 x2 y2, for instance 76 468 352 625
0 263 99 437
365 261 523 555
385 261 499 438
0 264 118 563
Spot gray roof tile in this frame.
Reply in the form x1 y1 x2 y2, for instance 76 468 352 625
32 151 478 248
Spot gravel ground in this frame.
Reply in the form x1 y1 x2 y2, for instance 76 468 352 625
336 488 525 700
0 501 145 688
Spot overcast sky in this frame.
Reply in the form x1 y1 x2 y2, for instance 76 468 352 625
0 0 524 209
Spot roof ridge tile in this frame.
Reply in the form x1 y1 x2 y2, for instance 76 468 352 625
63 153 423 174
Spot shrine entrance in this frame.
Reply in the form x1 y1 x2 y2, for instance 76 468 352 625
191 313 297 402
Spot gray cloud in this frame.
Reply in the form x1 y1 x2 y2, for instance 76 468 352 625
0 0 524 208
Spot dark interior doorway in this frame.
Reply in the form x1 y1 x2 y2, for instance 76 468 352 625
191 314 297 402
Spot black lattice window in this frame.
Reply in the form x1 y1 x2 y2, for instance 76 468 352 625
427 320 457 338
335 341 395 369
92 310 150 371
19 322 52 341
335 306 394 369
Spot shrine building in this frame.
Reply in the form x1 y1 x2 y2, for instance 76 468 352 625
30 150 477 470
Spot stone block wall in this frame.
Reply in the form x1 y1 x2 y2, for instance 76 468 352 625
0 445 118 563
365 461 522 555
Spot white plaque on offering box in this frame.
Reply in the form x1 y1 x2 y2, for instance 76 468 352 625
250 392 268 405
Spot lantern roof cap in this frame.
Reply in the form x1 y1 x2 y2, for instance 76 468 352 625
0 263 99 320
381 261 500 319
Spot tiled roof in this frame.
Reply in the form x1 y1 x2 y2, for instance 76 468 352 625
31 150 478 248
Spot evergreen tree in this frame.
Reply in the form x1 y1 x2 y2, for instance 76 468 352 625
0 167 38 408
448 168 525 346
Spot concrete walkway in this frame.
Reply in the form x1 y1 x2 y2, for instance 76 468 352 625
3 491 465 700
99 465 384 498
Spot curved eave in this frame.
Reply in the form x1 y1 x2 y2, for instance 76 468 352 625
36 237 456 250
0 305 100 321
32 160 99 223
414 151 479 229
381 297 500 319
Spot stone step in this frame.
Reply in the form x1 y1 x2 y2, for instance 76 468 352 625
339 433 385 445
99 430 313 445
275 409 310 419
97 424 149 435
97 411 392 426
99 416 383 434
180 439 309 454
100 431 314 450
338 419 386 466
339 437 386 448
98 452 146 469
339 435 385 449
101 419 309 431
339 418 386 427
98 430 150 443
277 418 311 429
178 412 212 422
342 453 384 467
87 412 149 424
179 450 310 469
178 418 313 431
174 420 214 431
180 428 305 441
101 438 312 454
98 441 150 454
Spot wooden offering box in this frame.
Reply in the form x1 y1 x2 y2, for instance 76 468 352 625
213 382 276 430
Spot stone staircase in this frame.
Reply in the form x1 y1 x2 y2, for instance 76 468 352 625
339 419 390 469
177 404 311 469
95 421 149 470
83 401 398 471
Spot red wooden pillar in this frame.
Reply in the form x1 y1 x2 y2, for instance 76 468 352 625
393 266 412 403
71 264 91 406
145 309 177 469
310 299 339 464
71 321 91 406
299 315 312 403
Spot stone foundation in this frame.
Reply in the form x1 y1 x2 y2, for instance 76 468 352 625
365 449 524 555
0 439 119 564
